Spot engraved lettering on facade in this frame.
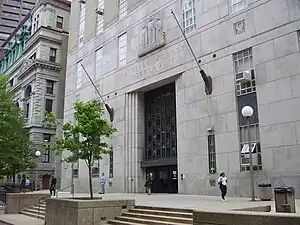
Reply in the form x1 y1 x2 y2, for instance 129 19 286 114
138 17 166 57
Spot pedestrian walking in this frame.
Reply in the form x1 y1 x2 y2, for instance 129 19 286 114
145 175 152 195
99 173 106 194
217 172 228 201
49 176 57 196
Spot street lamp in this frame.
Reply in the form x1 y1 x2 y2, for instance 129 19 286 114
241 106 255 201
35 150 41 191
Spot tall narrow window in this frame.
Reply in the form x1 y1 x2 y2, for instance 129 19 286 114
233 48 262 171
49 48 57 62
109 146 113 178
46 80 54 94
95 48 103 76
96 0 104 35
78 3 86 47
25 103 30 118
76 62 82 89
119 0 128 19
72 161 79 178
118 33 127 67
56 16 63 29
45 99 53 113
33 14 40 33
182 0 196 34
231 0 248 13
208 134 216 174
43 134 51 163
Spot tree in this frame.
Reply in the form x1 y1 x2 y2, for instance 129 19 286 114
0 74 36 180
44 100 116 199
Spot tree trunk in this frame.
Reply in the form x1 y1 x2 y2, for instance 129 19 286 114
88 164 93 200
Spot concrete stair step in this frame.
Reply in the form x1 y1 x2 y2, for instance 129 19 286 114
23 207 46 215
121 212 192 224
113 216 188 225
129 208 193 218
19 210 45 220
135 205 193 214
108 220 144 225
31 205 46 211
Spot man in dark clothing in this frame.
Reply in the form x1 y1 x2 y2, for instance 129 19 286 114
49 176 57 196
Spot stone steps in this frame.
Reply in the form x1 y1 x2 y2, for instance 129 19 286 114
108 205 193 225
19 201 46 220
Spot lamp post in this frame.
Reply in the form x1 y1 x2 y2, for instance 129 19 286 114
35 150 41 191
241 106 255 201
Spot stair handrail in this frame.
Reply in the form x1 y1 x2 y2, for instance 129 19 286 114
56 184 75 198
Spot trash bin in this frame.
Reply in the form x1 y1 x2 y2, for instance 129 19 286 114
274 187 296 213
258 183 272 201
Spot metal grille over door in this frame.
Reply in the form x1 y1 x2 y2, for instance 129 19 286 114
145 83 177 161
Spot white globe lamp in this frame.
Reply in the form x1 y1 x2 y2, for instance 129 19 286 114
241 106 253 118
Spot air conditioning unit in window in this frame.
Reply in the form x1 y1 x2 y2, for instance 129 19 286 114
241 153 258 166
78 0 86 4
236 70 251 83
95 7 104 15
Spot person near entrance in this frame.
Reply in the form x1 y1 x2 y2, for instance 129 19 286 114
99 173 106 194
49 176 57 196
217 172 228 201
145 175 152 195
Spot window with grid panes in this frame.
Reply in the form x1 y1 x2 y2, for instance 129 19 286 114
182 0 196 34
56 16 63 29
49 48 56 62
45 99 53 113
118 33 127 67
76 62 82 89
233 48 256 96
95 48 103 76
46 80 54 94
78 3 86 46
208 134 217 174
231 0 248 13
96 0 104 35
119 0 128 19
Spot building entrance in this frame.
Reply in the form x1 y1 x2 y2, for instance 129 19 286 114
142 83 178 193
146 166 178 193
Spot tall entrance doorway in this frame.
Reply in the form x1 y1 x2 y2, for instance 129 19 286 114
141 83 178 193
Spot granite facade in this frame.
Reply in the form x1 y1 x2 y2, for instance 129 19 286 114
63 0 300 197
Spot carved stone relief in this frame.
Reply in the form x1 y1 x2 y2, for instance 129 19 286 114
138 17 166 57
234 20 245 35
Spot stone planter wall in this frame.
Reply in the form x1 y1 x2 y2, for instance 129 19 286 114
6 193 50 214
45 198 135 225
193 210 300 225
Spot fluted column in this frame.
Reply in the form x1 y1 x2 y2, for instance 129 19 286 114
124 92 145 193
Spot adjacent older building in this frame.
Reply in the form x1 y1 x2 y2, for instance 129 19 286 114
0 0 70 189
0 0 36 46
63 0 300 197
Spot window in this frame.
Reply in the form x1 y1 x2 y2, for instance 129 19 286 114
208 135 216 174
46 80 54 94
72 161 79 178
92 165 99 177
25 102 30 118
95 48 103 76
109 146 113 178
9 78 14 87
56 16 63 29
182 0 196 34
96 0 104 35
118 33 127 67
233 48 254 96
78 3 86 46
75 94 80 102
49 48 56 62
231 0 248 13
119 0 127 19
33 14 39 33
76 62 82 88
43 133 51 143
42 150 50 163
45 99 53 113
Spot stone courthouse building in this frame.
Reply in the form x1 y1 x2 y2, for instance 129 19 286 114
63 0 300 197
0 0 70 189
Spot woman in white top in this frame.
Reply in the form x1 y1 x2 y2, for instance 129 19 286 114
217 172 228 201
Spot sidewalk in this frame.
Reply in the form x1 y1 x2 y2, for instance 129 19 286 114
0 214 43 225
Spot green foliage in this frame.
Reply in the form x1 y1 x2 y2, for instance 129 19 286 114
0 74 36 178
45 100 117 199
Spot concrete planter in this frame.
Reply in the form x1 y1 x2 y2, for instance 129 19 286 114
45 198 135 225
